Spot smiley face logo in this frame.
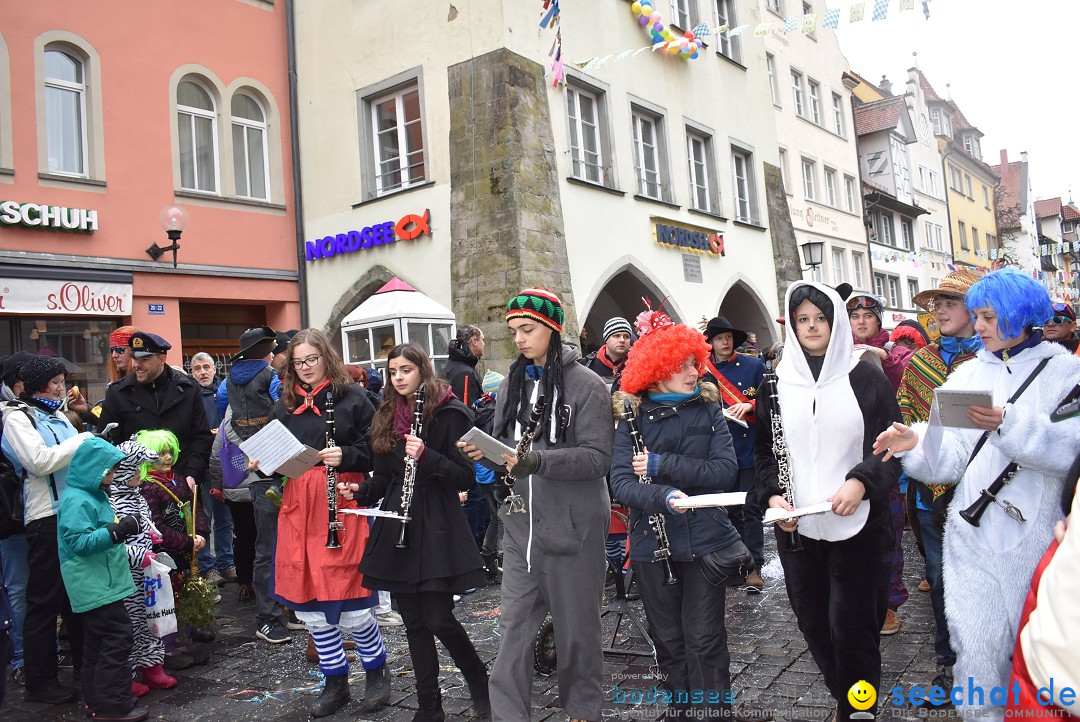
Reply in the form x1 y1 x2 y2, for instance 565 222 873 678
848 680 876 711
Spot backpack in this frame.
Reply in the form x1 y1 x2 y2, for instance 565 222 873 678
0 401 35 540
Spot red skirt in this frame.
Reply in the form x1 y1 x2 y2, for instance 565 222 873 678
273 468 372 605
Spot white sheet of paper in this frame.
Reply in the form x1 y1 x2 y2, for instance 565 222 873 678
722 411 749 428
934 389 992 428
238 419 320 477
670 492 747 510
340 508 411 520
763 501 834 524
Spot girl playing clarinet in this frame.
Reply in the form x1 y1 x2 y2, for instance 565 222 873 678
339 343 488 721
609 309 741 720
755 281 901 722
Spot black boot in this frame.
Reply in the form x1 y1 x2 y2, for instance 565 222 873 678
412 687 445 721
358 663 390 712
480 552 501 586
464 668 490 718
311 673 350 718
25 682 78 704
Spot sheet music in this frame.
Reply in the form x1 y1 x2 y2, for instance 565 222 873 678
934 388 992 428
238 419 320 477
340 508 411 520
763 501 833 524
670 492 747 510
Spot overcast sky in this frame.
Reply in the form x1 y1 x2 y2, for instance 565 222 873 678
831 0 1077 205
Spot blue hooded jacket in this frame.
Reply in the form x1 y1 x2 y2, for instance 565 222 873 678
57 437 135 613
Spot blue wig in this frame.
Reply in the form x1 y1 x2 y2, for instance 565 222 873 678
964 268 1053 340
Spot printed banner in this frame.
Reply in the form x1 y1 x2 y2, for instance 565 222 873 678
0 278 132 316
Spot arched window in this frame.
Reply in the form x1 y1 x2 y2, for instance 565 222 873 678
44 49 86 176
231 92 269 200
177 79 218 192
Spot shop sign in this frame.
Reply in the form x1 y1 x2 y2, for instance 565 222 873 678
0 200 98 233
789 206 840 234
305 209 431 263
0 278 131 315
654 221 725 256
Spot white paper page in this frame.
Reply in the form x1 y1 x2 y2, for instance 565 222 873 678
923 403 945 467
763 501 834 524
933 389 992 428
340 508 411 520
239 419 315 476
670 492 747 510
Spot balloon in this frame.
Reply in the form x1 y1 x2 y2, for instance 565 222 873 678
639 15 649 26
651 11 661 22
684 31 694 39
654 21 664 32
688 43 697 53
679 38 689 48
690 51 699 59
668 43 680 54
631 1 642 13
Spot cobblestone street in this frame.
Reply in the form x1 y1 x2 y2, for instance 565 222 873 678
1 531 945 721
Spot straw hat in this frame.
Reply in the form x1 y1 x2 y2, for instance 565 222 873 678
911 269 983 311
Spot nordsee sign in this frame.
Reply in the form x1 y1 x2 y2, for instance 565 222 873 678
305 210 431 263
0 201 98 233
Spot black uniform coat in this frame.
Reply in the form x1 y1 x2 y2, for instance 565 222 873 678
353 397 486 594
98 365 213 485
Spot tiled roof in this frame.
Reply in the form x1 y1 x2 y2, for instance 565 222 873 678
1063 204 1080 222
915 70 944 103
854 96 907 136
1035 198 1063 219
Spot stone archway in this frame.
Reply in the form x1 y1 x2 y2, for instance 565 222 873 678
322 265 394 355
716 279 779 349
580 263 683 354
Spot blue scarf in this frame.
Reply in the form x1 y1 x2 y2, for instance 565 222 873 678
647 386 700 406
939 334 982 365
994 331 1043 361
34 396 63 412
525 365 544 381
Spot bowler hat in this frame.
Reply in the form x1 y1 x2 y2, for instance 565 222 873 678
703 315 748 348
232 326 277 363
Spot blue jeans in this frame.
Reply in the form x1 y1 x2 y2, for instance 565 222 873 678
250 479 284 622
0 533 29 669
197 493 235 574
916 507 955 666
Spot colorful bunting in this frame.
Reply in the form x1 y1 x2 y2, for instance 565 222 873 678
801 13 818 34
822 8 841 28
872 0 889 21
850 2 865 22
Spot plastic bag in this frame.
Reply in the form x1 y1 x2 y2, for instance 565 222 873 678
144 556 178 638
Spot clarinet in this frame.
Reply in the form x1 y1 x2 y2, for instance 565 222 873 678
621 399 678 586
763 344 802 552
959 464 1025 526
501 397 546 515
396 383 425 549
324 391 343 549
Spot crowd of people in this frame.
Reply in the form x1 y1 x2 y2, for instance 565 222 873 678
0 268 1077 722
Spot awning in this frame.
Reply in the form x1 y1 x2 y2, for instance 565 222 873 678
863 190 930 219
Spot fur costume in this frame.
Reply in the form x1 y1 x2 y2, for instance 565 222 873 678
901 341 1080 721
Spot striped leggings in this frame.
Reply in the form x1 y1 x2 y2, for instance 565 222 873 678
297 609 386 677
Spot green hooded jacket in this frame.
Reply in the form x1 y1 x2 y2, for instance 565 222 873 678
57 437 135 613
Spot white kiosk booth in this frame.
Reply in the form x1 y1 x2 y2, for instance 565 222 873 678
340 278 456 372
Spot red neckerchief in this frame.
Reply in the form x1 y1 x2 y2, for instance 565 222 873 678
292 379 332 415
703 354 756 423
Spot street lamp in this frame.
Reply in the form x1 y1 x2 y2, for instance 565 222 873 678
146 204 189 268
800 240 824 271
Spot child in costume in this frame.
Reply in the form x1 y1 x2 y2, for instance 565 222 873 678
108 439 177 695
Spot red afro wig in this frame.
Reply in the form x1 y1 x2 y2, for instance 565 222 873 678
620 324 710 396
889 324 928 350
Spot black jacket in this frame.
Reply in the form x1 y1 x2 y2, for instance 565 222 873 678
199 379 221 429
610 384 741 562
270 385 375 474
443 345 483 409
98 366 213 485
353 398 485 593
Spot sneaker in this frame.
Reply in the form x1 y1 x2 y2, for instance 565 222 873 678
257 619 292 644
881 608 901 636
375 610 404 627
285 610 306 630
931 664 954 691
918 579 931 593
461 587 478 595
204 569 224 585
10 666 25 686
453 594 462 603
744 568 765 594
57 652 75 669
219 566 238 582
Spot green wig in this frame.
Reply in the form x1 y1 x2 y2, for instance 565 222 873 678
135 428 181 482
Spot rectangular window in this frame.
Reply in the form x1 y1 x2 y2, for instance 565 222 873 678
964 174 972 198
924 220 935 250
907 279 919 307
715 0 740 61
791 70 804 117
731 147 757 223
958 220 968 248
766 0 782 13
931 107 942 135
778 148 789 193
852 252 865 288
949 165 964 192
880 211 894 246
935 224 944 251
45 50 88 176
808 80 821 124
901 219 913 250
824 167 837 207
803 2 815 36
874 272 887 299
972 226 980 251
987 233 996 249
632 110 663 200
369 83 426 196
686 129 718 213
831 247 846 285
887 277 900 307
832 93 844 136
767 54 779 105
845 175 856 213
670 0 690 28
567 85 604 184
801 158 816 200
983 184 990 208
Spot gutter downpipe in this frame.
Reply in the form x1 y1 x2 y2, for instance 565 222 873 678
286 0 309 328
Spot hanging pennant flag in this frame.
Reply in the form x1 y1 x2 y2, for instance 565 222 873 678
616 48 635 61
715 24 730 35
899 0 915 10
691 22 711 38
754 22 771 37
990 249 998 260
540 0 560 29
728 24 749 36
871 0 889 21
801 13 818 34
822 8 841 28
850 2 866 22
783 15 798 33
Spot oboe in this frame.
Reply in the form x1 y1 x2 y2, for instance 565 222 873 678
621 399 678 586
764 344 802 552
501 397 546 515
396 383 425 549
324 391 343 550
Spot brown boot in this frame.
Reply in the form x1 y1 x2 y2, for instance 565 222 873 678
305 634 358 663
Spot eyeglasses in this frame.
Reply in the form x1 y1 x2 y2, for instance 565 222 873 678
846 296 879 311
676 359 699 373
1046 316 1074 326
291 354 322 369
109 346 127 354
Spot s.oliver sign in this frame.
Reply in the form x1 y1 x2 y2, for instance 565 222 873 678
0 278 131 315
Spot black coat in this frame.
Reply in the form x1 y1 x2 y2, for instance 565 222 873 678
98 366 213 485
353 398 485 593
443 346 483 409
270 385 375 474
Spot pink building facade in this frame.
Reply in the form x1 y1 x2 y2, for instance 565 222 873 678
0 0 300 400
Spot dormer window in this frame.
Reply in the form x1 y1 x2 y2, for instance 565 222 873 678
962 133 981 160
929 106 951 137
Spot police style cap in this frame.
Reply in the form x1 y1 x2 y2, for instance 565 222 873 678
129 332 172 358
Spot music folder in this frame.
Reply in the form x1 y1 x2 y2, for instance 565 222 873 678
238 419 321 478
458 427 517 473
